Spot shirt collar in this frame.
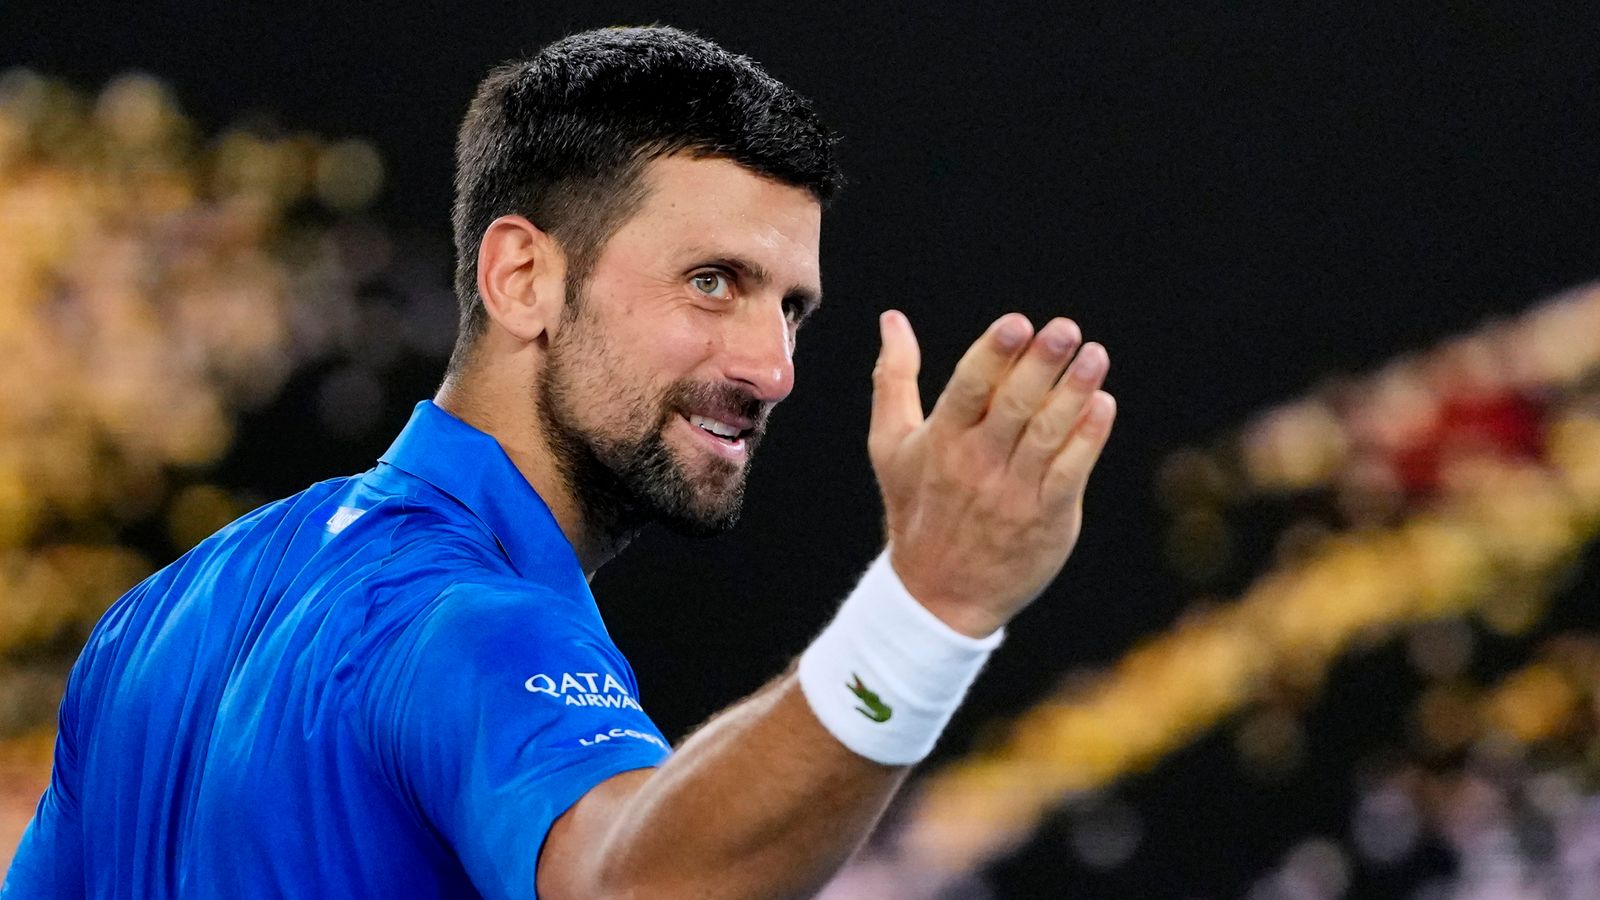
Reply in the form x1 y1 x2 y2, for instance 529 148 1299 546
377 400 582 582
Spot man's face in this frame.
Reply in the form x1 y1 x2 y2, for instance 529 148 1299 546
538 154 823 537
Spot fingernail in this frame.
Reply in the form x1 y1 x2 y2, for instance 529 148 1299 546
1074 344 1107 379
1044 328 1072 356
996 317 1027 350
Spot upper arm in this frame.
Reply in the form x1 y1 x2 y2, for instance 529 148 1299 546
3 680 87 899
366 585 670 900
535 766 654 899
3 780 85 900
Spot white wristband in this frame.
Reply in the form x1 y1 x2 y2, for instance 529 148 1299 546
798 551 1004 766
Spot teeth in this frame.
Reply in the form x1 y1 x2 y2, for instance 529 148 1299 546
688 414 740 439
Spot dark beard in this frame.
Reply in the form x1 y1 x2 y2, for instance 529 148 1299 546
536 297 766 544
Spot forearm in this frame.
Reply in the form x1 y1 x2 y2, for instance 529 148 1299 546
587 669 906 899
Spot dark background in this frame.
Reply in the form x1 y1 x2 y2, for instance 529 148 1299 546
6 2 1599 896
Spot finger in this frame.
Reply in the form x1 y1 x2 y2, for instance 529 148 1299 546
1010 341 1107 483
1042 390 1117 504
977 318 1082 455
868 310 924 464
928 314 1032 432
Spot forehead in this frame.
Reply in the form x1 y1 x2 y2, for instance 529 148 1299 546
617 154 822 281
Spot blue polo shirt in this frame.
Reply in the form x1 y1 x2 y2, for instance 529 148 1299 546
3 401 671 899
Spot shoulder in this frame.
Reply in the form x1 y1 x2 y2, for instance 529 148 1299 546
362 574 612 691
408 578 605 661
358 575 648 764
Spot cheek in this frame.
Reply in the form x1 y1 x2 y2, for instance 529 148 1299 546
559 336 677 431
554 297 719 423
637 311 721 377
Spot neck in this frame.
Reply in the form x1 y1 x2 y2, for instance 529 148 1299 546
435 367 630 578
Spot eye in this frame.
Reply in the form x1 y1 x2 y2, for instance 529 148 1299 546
783 297 807 326
690 270 732 299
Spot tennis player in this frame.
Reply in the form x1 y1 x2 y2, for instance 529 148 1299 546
4 25 1115 899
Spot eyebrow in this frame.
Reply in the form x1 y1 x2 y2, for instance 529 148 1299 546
697 253 824 316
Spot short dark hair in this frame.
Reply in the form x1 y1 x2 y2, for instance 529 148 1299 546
448 25 843 368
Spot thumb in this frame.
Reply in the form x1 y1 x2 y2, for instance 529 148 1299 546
868 309 923 464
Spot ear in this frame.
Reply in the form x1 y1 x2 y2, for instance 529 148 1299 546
475 214 567 343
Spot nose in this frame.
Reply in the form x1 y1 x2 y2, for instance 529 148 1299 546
719 298 796 403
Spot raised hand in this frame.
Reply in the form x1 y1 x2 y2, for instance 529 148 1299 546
867 311 1116 638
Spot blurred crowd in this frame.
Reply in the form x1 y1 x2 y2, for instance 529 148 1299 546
0 70 452 857
825 287 1600 898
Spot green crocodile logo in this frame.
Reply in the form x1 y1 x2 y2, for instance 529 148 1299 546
848 674 893 723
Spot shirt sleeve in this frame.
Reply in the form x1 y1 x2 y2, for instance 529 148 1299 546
363 582 671 900
3 683 86 899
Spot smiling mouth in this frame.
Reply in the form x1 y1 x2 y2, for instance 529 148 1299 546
678 412 750 459
686 412 747 443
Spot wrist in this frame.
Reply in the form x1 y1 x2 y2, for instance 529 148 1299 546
886 550 1005 640
906 596 1006 642
797 551 1004 766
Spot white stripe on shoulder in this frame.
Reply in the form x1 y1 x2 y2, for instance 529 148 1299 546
325 506 367 535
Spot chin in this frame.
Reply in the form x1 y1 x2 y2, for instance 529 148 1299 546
662 514 739 539
610 423 756 537
657 499 741 538
656 473 746 537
